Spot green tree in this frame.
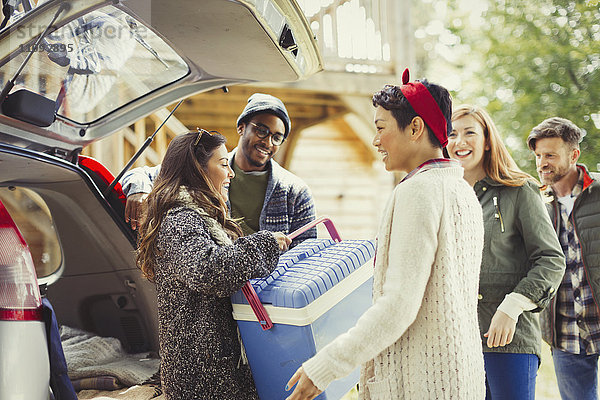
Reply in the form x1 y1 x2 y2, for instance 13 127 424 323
414 0 600 173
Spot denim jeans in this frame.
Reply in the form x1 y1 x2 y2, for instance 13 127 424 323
484 352 538 400
552 347 599 400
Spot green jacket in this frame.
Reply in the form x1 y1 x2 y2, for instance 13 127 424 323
540 165 600 346
474 177 565 358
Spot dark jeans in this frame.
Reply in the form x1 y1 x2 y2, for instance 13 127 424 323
484 352 538 400
552 347 599 400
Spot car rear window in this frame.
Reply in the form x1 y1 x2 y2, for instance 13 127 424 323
0 187 61 279
1 5 189 124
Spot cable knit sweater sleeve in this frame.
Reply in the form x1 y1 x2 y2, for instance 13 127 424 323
302 177 441 390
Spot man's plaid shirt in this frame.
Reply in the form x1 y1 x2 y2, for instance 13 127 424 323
556 169 600 354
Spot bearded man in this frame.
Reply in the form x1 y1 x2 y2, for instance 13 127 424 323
528 117 600 400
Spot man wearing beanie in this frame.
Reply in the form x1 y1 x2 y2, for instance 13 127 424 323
121 93 317 247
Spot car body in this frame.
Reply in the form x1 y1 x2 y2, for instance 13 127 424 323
0 1 321 398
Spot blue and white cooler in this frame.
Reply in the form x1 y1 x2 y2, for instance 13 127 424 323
231 217 375 400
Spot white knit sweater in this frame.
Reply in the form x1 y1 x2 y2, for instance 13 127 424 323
303 167 486 399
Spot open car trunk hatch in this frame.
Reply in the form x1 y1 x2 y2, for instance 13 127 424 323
0 0 322 157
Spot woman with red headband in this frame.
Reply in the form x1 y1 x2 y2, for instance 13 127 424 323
447 104 565 399
285 71 486 400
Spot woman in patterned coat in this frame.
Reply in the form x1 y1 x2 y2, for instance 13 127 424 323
136 130 290 400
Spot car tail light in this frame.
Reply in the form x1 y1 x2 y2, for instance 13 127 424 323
0 200 43 321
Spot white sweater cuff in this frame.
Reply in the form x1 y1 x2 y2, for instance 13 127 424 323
302 353 338 392
496 292 537 321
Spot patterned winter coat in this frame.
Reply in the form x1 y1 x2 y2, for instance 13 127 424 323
154 189 279 400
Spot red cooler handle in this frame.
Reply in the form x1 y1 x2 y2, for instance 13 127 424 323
288 216 342 242
241 217 342 331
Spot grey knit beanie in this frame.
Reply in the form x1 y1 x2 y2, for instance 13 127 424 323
236 93 291 138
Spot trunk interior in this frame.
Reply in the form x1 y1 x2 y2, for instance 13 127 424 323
0 144 159 353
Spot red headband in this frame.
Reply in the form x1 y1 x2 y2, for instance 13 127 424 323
399 68 448 147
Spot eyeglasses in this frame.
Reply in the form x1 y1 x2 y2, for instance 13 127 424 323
194 128 218 147
248 122 285 146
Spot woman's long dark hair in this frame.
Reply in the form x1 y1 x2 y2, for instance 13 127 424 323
136 131 242 282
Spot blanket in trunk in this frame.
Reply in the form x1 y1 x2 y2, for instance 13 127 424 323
61 326 159 387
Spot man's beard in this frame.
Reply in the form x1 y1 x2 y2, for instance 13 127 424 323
538 164 570 186
242 144 269 168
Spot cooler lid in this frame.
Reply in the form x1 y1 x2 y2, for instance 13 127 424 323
233 238 376 309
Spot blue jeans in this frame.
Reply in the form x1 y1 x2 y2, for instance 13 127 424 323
484 352 538 400
552 347 599 400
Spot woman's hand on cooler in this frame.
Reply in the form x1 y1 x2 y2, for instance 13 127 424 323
484 309 517 348
272 232 291 251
